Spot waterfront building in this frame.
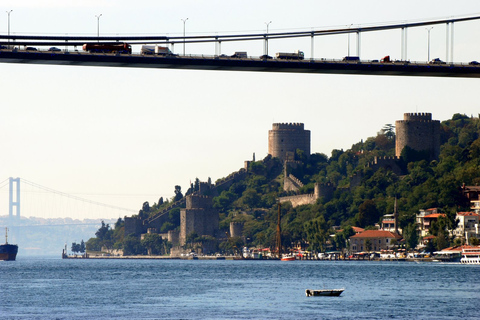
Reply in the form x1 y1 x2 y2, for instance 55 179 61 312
416 208 445 238
349 230 402 253
453 212 479 244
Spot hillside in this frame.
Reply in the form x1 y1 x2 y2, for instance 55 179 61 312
88 113 480 254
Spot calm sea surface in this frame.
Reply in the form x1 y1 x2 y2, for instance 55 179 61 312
0 257 478 320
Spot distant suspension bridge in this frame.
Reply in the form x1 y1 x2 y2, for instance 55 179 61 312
0 177 139 220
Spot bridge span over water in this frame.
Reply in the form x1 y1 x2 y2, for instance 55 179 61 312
1 14 480 77
1 49 479 78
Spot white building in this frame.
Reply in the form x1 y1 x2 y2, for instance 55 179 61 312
454 212 479 245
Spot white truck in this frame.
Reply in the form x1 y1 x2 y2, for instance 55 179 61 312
141 45 175 56
275 50 304 60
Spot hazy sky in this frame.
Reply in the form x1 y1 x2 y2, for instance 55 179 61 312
1 1 480 219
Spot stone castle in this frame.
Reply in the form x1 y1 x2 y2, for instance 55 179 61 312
124 114 442 252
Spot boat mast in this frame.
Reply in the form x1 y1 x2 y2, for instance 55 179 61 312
276 203 282 259
5 227 8 244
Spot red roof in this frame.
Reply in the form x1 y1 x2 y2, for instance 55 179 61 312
352 226 365 233
424 213 446 219
351 230 402 239
457 212 479 216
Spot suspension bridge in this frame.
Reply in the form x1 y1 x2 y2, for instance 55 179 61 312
1 14 480 77
0 177 139 222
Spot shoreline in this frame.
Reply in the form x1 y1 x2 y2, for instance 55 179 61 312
65 254 440 262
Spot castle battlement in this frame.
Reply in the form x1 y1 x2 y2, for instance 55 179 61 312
396 120 438 124
186 194 213 209
272 123 305 130
403 112 432 121
371 156 401 164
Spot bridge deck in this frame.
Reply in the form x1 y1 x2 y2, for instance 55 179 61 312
1 50 479 78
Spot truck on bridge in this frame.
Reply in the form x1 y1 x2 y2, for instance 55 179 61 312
141 45 176 56
83 43 132 54
276 50 304 60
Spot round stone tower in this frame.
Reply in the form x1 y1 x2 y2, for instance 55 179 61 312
395 113 440 161
230 221 244 238
268 123 311 161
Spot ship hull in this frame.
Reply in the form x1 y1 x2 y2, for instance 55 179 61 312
0 244 18 261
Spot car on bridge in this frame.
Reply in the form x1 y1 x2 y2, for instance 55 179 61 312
469 61 480 65
429 58 446 65
343 56 360 62
48 47 62 52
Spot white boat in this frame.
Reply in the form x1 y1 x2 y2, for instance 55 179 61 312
460 247 480 264
305 289 344 297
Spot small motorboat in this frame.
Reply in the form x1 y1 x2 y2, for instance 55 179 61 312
305 289 344 297
281 254 295 261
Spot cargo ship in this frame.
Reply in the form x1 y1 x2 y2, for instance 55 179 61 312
0 228 18 261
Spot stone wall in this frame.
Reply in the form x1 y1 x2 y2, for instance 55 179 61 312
278 193 316 207
124 216 143 237
284 174 304 192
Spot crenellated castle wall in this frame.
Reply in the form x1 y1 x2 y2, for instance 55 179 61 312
395 112 440 161
278 182 334 207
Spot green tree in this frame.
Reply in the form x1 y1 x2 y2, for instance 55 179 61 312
174 185 183 202
141 233 165 255
123 235 144 255
356 200 381 228
95 221 110 240
403 222 418 250
304 216 328 252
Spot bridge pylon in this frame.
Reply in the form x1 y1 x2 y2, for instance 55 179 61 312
9 177 20 219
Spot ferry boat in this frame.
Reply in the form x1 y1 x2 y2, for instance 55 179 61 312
460 247 480 264
0 228 18 261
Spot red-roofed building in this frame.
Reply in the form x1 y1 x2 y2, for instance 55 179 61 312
349 230 403 253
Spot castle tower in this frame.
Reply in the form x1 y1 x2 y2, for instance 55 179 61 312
395 113 440 161
268 123 310 162
229 221 244 238
180 194 219 246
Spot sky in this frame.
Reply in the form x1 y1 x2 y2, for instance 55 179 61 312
1 0 480 220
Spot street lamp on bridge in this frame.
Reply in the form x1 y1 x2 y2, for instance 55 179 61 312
6 10 13 48
265 21 272 56
426 27 433 62
181 18 189 55
95 14 102 41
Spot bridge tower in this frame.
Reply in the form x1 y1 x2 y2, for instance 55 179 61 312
9 177 20 219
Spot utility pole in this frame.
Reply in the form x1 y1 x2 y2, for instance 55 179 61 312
276 202 282 259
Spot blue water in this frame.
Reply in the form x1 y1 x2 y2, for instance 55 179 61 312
0 258 478 320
